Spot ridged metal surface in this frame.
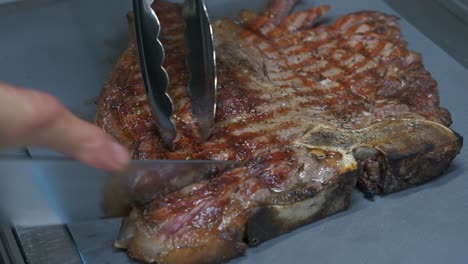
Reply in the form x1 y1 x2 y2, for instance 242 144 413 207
0 226 25 264
15 226 82 264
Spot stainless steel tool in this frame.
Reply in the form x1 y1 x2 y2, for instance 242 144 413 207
183 0 217 140
0 159 236 227
133 0 217 149
1 0 219 229
133 0 176 150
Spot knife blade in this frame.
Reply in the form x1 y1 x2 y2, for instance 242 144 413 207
0 159 237 227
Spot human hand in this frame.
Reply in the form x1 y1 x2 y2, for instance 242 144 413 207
0 83 130 172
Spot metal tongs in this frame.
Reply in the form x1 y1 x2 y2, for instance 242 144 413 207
132 0 216 150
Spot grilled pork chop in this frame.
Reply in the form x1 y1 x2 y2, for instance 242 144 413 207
96 1 463 263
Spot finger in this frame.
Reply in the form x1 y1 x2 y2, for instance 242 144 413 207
0 84 130 172
35 108 131 172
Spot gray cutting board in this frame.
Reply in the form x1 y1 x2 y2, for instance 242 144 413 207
1 0 467 263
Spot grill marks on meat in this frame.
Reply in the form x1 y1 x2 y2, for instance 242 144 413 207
97 1 462 263
97 2 202 160
232 10 450 129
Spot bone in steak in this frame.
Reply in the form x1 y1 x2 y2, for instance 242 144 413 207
96 1 463 263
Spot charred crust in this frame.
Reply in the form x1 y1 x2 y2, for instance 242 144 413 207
245 207 281 246
246 168 359 246
355 127 463 195
354 146 388 195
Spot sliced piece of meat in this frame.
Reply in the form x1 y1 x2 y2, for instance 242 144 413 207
96 1 463 263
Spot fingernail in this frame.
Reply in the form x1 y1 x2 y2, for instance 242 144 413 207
110 141 131 171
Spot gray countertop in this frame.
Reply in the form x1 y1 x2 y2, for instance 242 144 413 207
0 0 467 264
